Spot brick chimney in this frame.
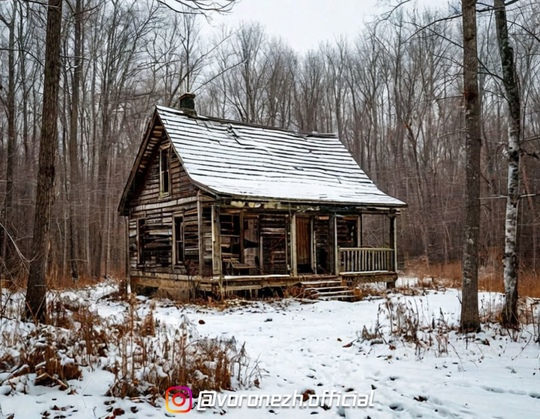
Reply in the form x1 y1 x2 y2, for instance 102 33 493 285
179 92 196 116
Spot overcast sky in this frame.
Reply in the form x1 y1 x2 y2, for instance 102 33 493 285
205 0 447 53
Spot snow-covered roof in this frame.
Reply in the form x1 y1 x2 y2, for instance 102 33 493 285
157 105 405 207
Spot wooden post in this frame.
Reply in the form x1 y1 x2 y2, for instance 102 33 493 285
197 193 204 277
290 213 298 277
388 211 397 289
211 205 222 278
333 214 339 276
123 216 129 296
310 217 317 274
239 211 244 263
389 212 397 271
358 214 363 247
259 234 264 275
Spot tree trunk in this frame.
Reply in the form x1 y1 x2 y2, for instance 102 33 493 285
494 0 520 328
25 0 63 322
460 0 481 333
1 2 17 278
68 0 82 282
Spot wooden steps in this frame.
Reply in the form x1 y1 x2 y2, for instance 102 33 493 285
196 274 360 301
300 278 357 301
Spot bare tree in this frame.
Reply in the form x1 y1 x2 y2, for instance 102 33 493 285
460 0 481 333
1 0 539 308
221 23 268 123
494 0 520 328
157 0 236 15
0 2 17 278
25 0 63 322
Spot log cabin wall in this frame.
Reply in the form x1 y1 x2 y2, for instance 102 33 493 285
127 133 208 277
131 137 198 208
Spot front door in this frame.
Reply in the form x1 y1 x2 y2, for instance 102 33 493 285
296 217 313 273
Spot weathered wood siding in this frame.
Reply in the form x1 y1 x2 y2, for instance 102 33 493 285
127 133 205 276
131 139 197 208
129 203 199 274
201 205 213 276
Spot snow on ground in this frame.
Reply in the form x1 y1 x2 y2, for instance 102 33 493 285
1 280 540 419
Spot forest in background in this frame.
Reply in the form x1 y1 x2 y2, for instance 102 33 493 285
0 0 539 285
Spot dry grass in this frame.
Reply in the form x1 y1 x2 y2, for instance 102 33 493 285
519 270 540 298
405 260 540 298
360 295 455 359
48 269 126 291
1 283 259 401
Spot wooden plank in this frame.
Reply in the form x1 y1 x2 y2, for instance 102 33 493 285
291 213 297 277
197 193 204 276
296 217 310 266
333 214 339 275
211 205 222 277
390 213 397 272
310 217 317 273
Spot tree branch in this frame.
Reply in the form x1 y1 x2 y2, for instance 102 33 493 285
156 0 237 17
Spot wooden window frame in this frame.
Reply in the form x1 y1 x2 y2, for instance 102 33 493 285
337 215 360 248
159 146 171 197
173 215 184 265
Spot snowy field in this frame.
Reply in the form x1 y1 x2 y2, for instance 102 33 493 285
1 279 540 419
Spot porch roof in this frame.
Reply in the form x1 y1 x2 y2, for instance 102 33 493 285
157 105 405 208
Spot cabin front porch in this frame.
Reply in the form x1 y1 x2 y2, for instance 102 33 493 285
205 205 399 295
129 202 400 301
130 245 397 301
197 246 397 299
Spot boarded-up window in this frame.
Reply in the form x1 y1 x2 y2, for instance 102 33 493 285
159 147 170 195
137 219 172 267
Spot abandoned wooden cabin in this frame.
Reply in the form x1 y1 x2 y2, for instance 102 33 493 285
118 93 406 301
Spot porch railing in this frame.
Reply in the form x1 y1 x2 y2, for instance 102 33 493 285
339 247 395 273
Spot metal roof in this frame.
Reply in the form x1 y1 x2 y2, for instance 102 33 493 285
157 105 405 207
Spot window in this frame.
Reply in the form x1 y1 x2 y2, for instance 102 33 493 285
337 216 359 247
159 147 170 195
173 216 184 264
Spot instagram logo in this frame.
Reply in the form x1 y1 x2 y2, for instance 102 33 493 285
165 386 193 413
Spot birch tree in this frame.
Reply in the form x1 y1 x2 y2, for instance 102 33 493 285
494 0 520 328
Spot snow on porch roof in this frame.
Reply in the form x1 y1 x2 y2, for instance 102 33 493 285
157 105 405 207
